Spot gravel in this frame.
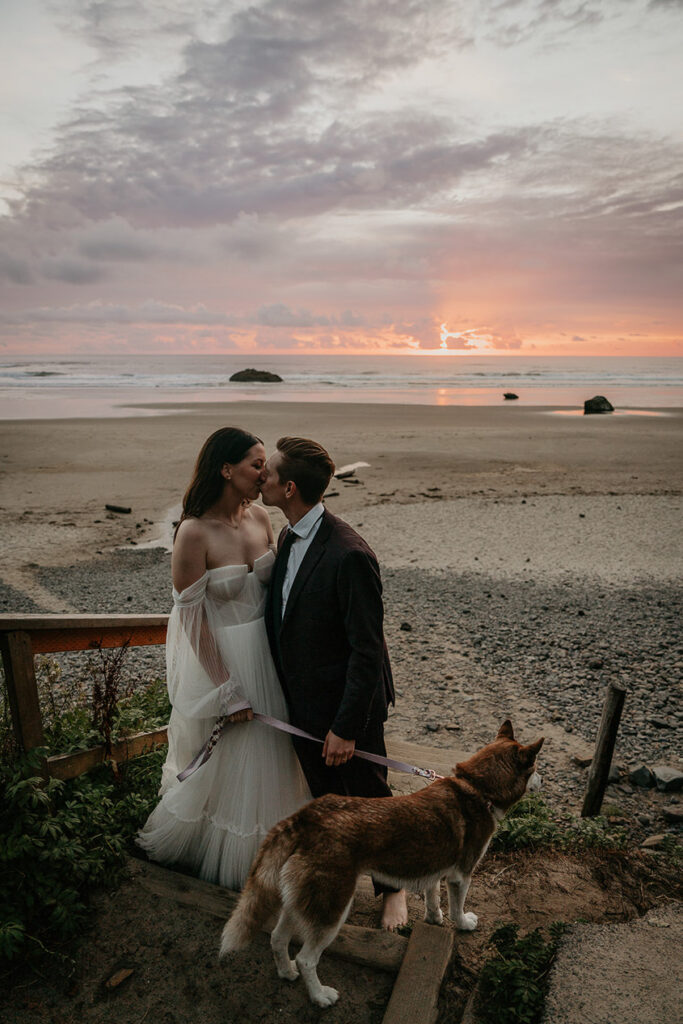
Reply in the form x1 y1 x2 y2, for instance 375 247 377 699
1 553 681 837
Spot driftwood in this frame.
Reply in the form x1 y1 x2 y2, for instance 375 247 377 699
105 503 132 514
334 461 370 479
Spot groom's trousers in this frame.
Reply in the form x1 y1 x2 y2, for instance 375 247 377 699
291 719 398 898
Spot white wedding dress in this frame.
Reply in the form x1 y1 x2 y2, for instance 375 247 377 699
137 549 311 890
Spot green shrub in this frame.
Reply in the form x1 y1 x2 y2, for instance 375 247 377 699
38 677 170 756
0 746 163 968
476 922 567 1024
492 794 627 853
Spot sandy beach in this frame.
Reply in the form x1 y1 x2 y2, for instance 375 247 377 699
1 400 682 823
1 399 682 1024
1 401 681 590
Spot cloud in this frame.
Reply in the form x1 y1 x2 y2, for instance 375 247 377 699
1 1 681 355
255 303 330 327
78 219 160 261
0 300 240 325
0 248 34 285
40 257 104 284
481 1 605 48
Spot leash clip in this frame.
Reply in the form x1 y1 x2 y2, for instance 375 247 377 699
412 766 438 781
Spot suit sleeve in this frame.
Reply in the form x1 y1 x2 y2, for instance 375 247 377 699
330 547 386 740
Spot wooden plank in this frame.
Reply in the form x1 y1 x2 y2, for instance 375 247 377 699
581 682 627 817
0 614 168 631
0 630 45 752
47 728 168 780
0 615 168 653
30 624 167 653
133 858 408 974
381 920 454 1024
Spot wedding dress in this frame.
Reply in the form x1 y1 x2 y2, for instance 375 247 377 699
137 549 311 890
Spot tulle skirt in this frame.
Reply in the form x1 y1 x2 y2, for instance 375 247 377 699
137 618 311 890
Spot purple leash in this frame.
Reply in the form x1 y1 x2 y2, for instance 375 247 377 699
177 701 443 783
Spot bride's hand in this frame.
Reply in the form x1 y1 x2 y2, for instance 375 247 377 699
227 707 254 723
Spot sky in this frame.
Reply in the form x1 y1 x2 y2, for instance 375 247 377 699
0 0 681 357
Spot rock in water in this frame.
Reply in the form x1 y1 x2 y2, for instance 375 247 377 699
229 368 283 382
584 395 614 414
503 392 519 400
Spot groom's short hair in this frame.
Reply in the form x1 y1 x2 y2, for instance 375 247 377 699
276 437 335 505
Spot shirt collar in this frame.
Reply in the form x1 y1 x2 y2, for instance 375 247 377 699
290 502 325 539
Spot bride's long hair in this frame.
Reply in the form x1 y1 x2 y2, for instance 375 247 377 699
175 426 262 538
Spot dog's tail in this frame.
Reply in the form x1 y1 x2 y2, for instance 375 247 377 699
219 821 295 957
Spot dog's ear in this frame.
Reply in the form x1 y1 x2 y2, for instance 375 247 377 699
519 737 544 766
497 720 514 740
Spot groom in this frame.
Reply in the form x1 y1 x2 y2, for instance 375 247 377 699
260 436 407 930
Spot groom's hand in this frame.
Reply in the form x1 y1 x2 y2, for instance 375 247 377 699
322 730 355 767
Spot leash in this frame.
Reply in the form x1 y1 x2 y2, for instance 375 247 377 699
177 701 444 783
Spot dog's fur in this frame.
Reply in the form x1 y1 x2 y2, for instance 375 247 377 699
220 721 543 1007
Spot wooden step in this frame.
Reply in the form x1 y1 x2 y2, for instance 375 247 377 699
381 920 454 1024
132 857 408 974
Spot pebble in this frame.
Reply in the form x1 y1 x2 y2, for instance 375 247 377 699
2 552 681 837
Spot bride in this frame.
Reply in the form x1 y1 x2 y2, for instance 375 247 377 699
138 427 311 889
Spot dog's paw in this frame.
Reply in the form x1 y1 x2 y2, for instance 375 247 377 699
312 985 339 1007
277 960 299 982
456 912 478 931
425 907 443 926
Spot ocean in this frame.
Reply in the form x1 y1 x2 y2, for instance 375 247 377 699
0 354 681 419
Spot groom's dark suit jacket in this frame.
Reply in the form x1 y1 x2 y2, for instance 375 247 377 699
265 508 394 751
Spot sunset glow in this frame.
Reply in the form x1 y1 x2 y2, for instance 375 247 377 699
0 1 681 358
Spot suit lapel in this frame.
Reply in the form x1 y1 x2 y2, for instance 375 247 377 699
281 509 334 628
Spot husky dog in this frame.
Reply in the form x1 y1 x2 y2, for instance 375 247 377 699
220 721 543 1007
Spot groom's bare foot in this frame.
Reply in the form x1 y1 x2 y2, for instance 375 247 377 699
380 890 408 931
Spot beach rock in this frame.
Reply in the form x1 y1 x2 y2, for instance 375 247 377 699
662 805 683 824
628 765 656 788
399 622 413 631
503 392 518 400
653 765 683 792
229 368 283 382
649 716 674 729
583 395 614 415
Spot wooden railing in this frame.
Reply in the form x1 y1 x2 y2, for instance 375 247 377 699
0 614 169 779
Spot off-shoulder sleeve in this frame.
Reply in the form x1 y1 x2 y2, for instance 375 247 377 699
165 572 247 719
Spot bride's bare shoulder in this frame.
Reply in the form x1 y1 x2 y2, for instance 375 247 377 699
174 516 210 546
248 504 270 525
248 502 275 542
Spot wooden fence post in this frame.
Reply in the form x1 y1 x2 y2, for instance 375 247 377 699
0 630 45 752
581 682 627 817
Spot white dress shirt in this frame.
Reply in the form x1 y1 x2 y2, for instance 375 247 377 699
281 502 325 615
